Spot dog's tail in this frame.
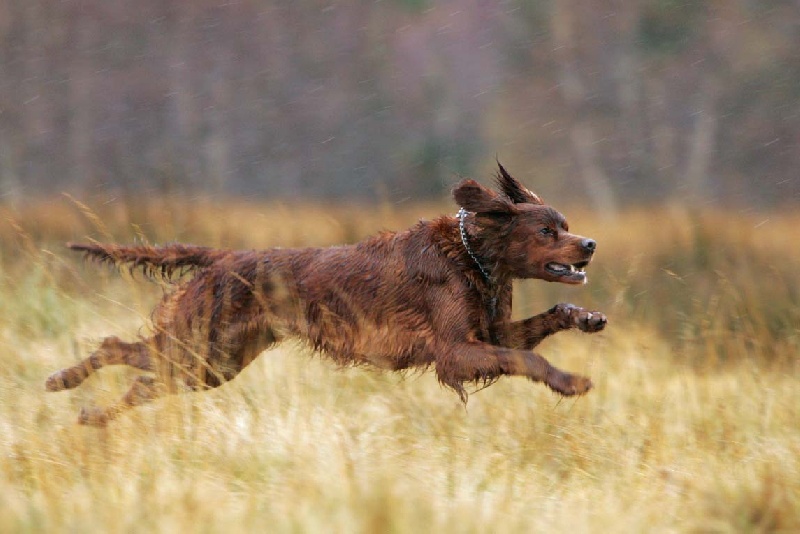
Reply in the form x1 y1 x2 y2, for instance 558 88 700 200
67 242 226 280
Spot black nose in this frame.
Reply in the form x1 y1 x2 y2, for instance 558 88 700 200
581 238 596 253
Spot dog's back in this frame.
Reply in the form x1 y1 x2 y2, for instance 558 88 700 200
145 218 472 372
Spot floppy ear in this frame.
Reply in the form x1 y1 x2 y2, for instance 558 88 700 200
453 179 516 215
494 161 543 205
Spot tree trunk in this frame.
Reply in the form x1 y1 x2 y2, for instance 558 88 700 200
68 14 94 190
684 77 718 204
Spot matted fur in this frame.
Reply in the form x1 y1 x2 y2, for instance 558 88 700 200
47 163 606 426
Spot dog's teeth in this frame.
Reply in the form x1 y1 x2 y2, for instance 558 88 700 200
569 264 575 273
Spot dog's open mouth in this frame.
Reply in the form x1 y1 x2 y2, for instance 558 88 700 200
546 260 590 284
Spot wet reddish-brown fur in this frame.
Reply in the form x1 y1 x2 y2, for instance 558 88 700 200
47 164 607 426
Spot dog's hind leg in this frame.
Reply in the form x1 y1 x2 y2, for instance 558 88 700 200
182 326 280 390
45 336 154 392
78 375 167 427
79 329 279 426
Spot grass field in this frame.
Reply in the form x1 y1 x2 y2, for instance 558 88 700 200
1 197 798 533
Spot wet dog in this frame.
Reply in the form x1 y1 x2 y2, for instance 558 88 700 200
47 163 606 425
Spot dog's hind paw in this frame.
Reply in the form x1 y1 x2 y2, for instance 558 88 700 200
45 370 70 392
45 368 89 392
78 407 110 427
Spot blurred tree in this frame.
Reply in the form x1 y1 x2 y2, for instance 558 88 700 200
0 0 797 204
551 0 617 214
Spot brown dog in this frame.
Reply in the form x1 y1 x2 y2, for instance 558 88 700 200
47 163 606 426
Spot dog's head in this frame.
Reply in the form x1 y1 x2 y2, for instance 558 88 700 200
453 163 596 285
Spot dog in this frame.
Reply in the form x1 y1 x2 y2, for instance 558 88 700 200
46 163 606 426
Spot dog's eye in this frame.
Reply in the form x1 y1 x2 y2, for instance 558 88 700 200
539 227 554 237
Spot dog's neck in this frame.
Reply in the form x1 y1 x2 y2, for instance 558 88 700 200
458 208 499 322
457 208 493 283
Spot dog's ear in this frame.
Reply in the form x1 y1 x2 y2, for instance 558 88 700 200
494 161 543 205
453 179 516 215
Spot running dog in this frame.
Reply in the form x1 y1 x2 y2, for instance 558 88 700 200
47 163 606 425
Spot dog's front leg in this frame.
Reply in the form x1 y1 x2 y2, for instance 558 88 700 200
507 303 607 349
434 341 592 402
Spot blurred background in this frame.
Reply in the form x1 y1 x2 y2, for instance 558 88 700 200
1 4 799 530
2 0 798 208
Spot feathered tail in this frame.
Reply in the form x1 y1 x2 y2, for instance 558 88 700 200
67 242 226 280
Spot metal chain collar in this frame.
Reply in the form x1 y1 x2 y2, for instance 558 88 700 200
458 207 498 321
457 207 492 283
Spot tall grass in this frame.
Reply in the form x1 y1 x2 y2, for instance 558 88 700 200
0 197 798 533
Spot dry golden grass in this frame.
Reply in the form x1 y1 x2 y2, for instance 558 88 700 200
1 197 798 533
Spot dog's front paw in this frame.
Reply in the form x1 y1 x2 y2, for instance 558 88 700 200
575 309 607 333
545 369 593 396
553 303 607 333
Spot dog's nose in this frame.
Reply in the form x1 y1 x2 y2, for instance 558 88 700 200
581 238 596 253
